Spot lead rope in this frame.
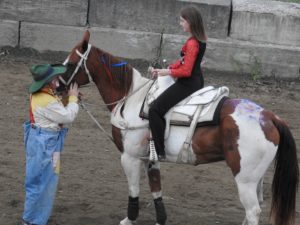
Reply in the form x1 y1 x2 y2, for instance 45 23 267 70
79 100 114 142
79 71 154 143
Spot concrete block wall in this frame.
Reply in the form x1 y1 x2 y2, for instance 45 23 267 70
0 0 299 79
231 0 300 46
0 20 19 47
0 0 87 26
162 35 300 79
20 23 162 60
89 0 231 39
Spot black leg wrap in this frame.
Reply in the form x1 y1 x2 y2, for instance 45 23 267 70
127 196 139 221
154 197 167 225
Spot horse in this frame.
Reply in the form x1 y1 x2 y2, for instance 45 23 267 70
60 30 299 225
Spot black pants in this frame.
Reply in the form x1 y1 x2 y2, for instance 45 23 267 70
148 81 200 156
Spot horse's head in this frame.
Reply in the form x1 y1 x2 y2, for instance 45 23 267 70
60 30 93 88
60 30 134 110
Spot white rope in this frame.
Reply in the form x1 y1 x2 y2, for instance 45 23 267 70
84 78 154 108
79 101 114 142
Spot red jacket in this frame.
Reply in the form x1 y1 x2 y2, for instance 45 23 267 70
169 37 200 78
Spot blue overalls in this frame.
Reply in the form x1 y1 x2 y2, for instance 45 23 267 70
22 121 68 225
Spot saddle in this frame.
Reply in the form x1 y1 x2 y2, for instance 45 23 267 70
140 76 229 131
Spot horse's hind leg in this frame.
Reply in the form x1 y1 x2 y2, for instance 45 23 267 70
236 181 261 225
146 162 167 225
257 177 264 204
120 153 143 225
239 175 265 225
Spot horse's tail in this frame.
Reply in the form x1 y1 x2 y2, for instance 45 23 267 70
271 116 299 225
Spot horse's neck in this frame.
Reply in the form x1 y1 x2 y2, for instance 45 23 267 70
130 68 151 94
92 56 150 112
110 68 151 129
92 49 132 110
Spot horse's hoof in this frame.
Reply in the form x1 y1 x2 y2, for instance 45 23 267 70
119 217 134 225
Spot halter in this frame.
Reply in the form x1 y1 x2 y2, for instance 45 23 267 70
61 43 154 108
60 44 93 86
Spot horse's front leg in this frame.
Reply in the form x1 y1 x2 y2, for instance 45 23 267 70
147 162 167 225
120 152 142 225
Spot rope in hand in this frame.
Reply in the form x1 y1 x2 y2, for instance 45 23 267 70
79 99 114 142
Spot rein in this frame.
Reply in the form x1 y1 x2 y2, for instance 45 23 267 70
79 100 114 142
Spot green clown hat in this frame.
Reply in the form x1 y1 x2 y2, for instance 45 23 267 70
28 64 66 93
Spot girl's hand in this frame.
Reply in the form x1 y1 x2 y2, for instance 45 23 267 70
150 67 158 78
152 68 171 77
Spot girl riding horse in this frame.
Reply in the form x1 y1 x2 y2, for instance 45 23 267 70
149 6 207 162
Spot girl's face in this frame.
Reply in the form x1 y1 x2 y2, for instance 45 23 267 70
180 16 190 33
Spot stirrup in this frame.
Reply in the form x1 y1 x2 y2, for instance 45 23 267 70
149 139 158 162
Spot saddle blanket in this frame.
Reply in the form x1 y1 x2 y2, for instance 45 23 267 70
140 76 229 127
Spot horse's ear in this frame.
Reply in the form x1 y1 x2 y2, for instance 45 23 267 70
82 30 90 52
83 30 90 43
82 40 88 52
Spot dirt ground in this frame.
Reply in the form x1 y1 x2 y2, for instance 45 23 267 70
0 47 299 225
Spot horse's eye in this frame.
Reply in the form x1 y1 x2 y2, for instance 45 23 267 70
65 63 76 77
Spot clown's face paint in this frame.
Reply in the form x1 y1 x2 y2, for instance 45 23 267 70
50 77 60 90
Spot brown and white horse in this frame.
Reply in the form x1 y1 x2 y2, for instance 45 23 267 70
60 30 298 225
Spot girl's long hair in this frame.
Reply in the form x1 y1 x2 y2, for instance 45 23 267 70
181 5 207 42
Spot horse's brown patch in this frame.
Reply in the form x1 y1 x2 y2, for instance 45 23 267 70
192 99 241 176
192 126 224 164
112 125 123 153
148 166 162 192
260 110 280 146
220 100 241 176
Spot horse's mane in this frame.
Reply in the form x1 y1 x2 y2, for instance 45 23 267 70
95 48 133 96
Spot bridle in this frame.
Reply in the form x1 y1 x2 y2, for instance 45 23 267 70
58 42 154 136
60 43 93 86
60 43 154 108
